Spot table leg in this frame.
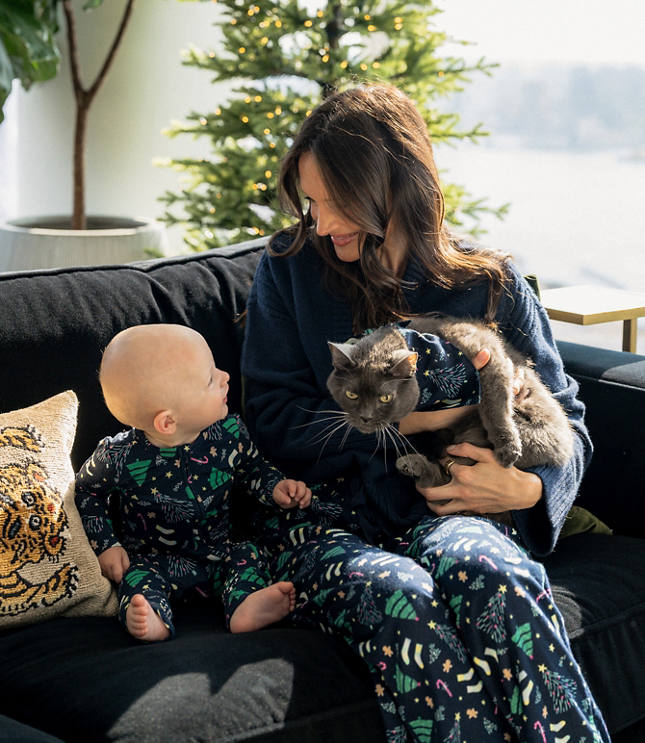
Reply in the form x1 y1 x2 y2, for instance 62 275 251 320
622 318 637 353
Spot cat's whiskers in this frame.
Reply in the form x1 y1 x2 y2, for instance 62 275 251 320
290 407 349 431
340 423 352 450
367 428 385 464
382 425 403 459
379 428 391 471
313 420 353 463
386 424 421 457
303 417 349 446
295 409 358 462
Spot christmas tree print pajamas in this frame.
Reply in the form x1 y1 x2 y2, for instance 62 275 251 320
75 414 282 637
242 238 610 743
262 505 609 743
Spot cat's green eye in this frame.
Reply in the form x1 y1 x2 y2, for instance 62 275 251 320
345 390 358 400
379 393 393 403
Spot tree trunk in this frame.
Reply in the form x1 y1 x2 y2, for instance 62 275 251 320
72 100 88 230
62 0 136 230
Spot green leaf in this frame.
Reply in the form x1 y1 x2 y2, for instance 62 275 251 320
0 0 61 121
0 34 13 123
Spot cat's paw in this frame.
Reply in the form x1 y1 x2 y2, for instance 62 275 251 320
396 454 430 479
396 454 448 487
491 430 522 467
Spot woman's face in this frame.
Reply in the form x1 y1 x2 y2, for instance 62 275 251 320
298 151 361 262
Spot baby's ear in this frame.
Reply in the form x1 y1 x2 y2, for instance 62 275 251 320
390 350 418 378
328 341 357 369
153 410 177 435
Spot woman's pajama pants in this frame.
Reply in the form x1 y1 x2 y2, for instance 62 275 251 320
267 515 610 743
117 540 269 637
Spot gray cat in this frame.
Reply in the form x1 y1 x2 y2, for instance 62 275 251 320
326 314 574 491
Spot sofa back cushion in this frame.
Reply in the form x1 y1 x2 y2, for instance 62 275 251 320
0 240 264 471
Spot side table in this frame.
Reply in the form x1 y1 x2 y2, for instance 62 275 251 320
541 285 645 353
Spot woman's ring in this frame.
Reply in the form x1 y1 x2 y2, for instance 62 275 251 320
445 459 456 473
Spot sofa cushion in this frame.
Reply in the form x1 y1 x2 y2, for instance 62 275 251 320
0 606 384 743
0 391 117 629
543 532 645 734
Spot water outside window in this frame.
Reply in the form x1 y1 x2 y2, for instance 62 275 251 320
436 0 645 352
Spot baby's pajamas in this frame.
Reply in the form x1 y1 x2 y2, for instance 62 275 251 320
75 414 282 636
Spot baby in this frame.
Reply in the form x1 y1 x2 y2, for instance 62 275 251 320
75 323 311 642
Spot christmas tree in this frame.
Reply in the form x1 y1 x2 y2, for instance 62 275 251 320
160 0 507 250
475 586 508 644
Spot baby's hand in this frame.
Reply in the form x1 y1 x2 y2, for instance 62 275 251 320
273 479 312 509
98 545 130 583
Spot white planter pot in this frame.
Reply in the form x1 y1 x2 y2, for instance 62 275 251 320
0 216 169 273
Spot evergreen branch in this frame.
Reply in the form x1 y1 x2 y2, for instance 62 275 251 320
158 0 506 251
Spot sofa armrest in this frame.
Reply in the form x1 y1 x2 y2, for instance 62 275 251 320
557 341 645 537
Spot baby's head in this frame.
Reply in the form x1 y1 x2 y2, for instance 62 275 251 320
99 324 230 446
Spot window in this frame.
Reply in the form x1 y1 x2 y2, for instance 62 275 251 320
437 0 645 352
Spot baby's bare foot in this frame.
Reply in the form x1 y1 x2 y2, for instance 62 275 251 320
229 581 295 633
126 594 170 642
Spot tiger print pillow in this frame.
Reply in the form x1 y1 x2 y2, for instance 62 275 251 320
0 391 117 629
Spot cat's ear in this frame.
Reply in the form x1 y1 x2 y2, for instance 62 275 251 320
390 350 418 378
328 341 358 369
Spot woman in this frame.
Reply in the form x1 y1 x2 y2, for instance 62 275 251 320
241 84 609 742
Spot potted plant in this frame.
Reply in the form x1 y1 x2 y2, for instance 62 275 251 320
0 0 167 271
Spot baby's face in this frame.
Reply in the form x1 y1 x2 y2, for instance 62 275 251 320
178 341 230 435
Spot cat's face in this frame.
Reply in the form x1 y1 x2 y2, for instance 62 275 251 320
327 327 419 434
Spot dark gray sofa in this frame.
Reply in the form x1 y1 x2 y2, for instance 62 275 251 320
0 238 643 742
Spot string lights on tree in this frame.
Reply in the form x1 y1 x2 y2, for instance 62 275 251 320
160 0 507 250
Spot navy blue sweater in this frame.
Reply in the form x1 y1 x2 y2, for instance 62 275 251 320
241 233 592 556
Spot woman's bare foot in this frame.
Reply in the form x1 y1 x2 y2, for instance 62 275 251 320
229 581 296 633
126 594 170 641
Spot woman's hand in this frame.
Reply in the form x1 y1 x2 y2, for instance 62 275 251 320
416 442 543 515
399 349 491 435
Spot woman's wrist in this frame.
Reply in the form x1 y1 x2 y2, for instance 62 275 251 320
398 407 478 435
510 467 543 510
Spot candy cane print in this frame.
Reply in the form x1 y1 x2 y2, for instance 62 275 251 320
533 721 547 743
536 588 551 603
190 456 209 464
478 554 498 570
435 679 453 697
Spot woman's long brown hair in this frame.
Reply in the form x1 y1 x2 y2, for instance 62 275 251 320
273 84 510 333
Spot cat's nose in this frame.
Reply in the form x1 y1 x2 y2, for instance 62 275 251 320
360 416 373 424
